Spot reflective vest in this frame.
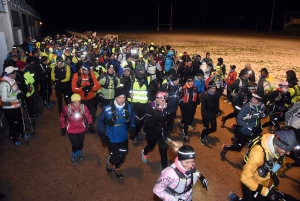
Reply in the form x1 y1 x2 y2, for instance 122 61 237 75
127 77 149 104
147 62 157 80
24 71 35 97
165 163 198 196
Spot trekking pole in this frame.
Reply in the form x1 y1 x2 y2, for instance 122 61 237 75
20 104 28 144
23 99 35 135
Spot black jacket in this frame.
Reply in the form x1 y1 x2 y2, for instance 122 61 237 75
201 91 220 121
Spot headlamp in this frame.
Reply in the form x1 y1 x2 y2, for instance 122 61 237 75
74 112 80 118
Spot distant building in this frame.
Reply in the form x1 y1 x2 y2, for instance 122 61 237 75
283 11 300 33
0 0 41 73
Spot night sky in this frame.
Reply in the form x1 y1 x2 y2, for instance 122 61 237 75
26 0 300 36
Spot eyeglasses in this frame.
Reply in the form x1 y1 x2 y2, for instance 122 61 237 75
187 79 194 82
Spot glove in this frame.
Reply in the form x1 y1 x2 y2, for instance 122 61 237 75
199 174 208 191
252 126 262 134
266 189 282 201
98 92 105 99
128 126 136 136
88 124 96 134
98 132 110 143
17 92 24 100
60 128 66 136
83 86 92 97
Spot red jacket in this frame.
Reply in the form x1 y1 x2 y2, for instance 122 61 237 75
60 104 93 134
71 69 101 100
225 71 237 86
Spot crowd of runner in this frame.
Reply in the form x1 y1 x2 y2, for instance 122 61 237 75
1 33 300 201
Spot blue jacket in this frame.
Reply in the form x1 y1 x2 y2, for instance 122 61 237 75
97 102 136 143
164 55 173 73
237 102 264 135
194 76 205 94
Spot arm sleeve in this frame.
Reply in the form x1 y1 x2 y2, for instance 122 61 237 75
71 73 82 93
61 65 71 82
128 104 136 127
153 167 178 201
97 108 106 133
144 107 155 128
91 73 101 92
83 105 93 125
237 104 252 129
51 67 56 82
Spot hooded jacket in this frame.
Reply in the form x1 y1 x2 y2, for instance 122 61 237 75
240 134 281 197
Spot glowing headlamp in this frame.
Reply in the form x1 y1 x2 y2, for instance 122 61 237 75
74 112 80 118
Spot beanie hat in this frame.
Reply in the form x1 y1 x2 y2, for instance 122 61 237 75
195 69 204 76
274 129 298 152
230 65 236 70
82 61 90 70
16 61 26 70
114 87 126 98
135 64 145 79
260 68 269 74
155 91 167 100
26 56 35 63
171 73 180 81
239 68 249 76
252 92 264 102
40 56 48 63
178 145 195 161
208 81 216 89
71 93 81 102
217 57 223 64
187 75 194 81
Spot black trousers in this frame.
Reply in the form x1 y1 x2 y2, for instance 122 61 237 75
24 96 34 118
55 82 71 114
108 139 128 168
223 107 240 122
39 81 52 105
226 132 249 152
143 137 168 169
242 183 298 201
180 105 196 136
132 102 147 137
68 132 85 154
2 107 24 142
32 83 40 114
81 97 97 123
168 111 177 132
201 118 217 138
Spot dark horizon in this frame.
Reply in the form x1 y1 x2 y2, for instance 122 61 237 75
26 0 300 36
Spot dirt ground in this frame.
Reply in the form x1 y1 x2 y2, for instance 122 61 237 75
0 31 300 201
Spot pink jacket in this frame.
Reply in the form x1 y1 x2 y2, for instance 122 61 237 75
60 104 93 134
153 157 198 201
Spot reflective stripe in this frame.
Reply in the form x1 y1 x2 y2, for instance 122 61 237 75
132 91 148 95
119 149 127 152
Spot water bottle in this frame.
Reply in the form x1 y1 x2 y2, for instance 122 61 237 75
271 163 281 173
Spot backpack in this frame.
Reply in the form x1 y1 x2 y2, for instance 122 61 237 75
105 102 130 126
100 73 118 89
285 101 300 129
0 76 12 108
76 71 94 88
243 135 265 164
67 103 85 117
